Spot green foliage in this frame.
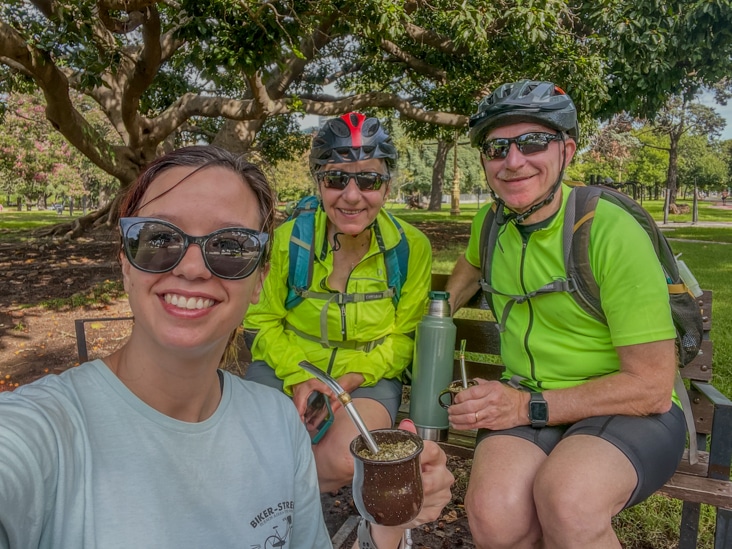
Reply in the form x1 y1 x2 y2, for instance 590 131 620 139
0 210 84 241
613 494 715 548
41 280 126 311
574 115 732 194
581 1 732 119
268 150 315 203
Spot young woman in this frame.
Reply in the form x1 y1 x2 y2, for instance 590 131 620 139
0 146 452 549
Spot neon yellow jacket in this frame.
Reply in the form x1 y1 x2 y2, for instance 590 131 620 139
245 207 432 394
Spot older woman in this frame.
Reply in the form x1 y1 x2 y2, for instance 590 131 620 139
244 113 432 492
0 146 451 549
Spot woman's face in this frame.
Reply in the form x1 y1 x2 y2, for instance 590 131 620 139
121 165 266 355
318 158 389 236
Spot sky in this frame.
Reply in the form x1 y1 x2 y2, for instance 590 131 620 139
699 91 732 140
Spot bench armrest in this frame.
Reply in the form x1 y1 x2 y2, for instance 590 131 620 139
691 380 732 482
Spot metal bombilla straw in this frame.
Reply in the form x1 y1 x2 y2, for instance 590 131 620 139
298 361 413 546
460 339 468 389
297 361 380 455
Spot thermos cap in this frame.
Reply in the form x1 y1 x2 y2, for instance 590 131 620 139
426 291 451 317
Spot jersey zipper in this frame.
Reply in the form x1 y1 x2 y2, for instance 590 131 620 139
519 233 538 385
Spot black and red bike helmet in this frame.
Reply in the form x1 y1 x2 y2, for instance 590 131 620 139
469 80 579 147
309 112 397 173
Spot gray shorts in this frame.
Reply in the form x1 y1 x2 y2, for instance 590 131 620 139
244 360 403 422
475 403 686 508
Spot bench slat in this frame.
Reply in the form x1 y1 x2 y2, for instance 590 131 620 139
657 473 732 509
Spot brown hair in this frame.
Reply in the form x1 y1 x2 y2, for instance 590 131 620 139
119 145 275 263
118 145 277 366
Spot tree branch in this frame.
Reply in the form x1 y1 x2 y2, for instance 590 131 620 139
380 39 447 83
0 21 134 183
403 22 468 56
120 5 162 150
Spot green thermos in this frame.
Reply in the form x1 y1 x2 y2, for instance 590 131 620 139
409 291 457 441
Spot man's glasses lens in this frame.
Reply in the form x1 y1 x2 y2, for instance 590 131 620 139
316 171 389 191
481 132 561 160
120 218 268 280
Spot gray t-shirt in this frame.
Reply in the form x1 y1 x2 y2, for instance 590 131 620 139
0 359 330 549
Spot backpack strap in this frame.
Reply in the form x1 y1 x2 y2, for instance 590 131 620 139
478 201 573 331
379 213 409 307
564 185 605 322
285 197 320 310
287 204 409 312
568 185 700 464
478 203 499 316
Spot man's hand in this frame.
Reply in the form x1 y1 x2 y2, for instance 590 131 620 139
445 255 482 314
447 379 528 431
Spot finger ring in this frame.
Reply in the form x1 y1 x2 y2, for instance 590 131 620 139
474 411 479 423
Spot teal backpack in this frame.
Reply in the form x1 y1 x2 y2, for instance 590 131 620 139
284 195 410 310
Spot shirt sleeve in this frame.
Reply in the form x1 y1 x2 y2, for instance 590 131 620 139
464 204 492 268
0 391 70 549
244 222 316 393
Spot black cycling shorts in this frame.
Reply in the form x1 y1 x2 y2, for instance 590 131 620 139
244 360 403 422
475 404 686 508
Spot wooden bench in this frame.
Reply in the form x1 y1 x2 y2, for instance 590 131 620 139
425 272 732 549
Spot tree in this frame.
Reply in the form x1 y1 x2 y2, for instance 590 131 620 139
2 1 732 237
642 96 725 203
676 134 728 196
586 114 642 184
0 92 117 211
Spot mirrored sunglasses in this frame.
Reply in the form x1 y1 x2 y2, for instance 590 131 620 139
119 217 268 280
480 132 562 160
315 170 390 191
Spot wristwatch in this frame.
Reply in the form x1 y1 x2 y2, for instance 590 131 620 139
528 391 548 428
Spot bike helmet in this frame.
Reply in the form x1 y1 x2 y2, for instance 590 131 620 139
468 80 579 147
309 112 397 173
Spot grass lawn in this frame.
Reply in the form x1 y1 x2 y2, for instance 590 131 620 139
0 209 83 241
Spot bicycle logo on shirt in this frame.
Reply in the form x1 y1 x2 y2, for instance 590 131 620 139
263 515 292 548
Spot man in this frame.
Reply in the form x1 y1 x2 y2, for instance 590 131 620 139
445 80 685 549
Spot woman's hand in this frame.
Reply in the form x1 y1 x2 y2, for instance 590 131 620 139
359 419 454 549
400 419 454 528
291 378 331 418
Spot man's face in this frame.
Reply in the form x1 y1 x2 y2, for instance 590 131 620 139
480 122 576 223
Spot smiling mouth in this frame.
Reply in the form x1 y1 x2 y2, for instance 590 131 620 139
164 293 215 310
339 208 364 215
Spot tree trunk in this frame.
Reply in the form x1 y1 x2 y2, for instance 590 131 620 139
666 129 681 206
429 140 451 211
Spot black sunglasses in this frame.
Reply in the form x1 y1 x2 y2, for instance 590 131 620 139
480 132 562 160
315 170 390 191
119 217 269 280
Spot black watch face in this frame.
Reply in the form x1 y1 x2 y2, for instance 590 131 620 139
530 402 548 422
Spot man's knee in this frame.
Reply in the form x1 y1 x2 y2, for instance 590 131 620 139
466 483 538 548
